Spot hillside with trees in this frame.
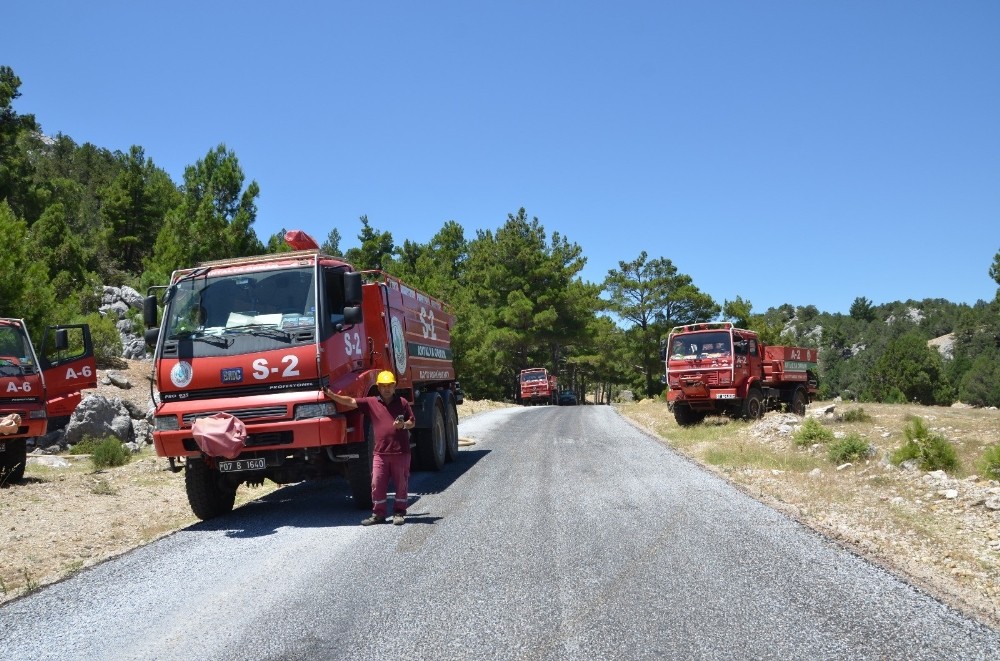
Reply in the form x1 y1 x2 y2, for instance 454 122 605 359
3 65 999 407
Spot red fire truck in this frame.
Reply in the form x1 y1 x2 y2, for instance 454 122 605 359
0 318 97 484
142 231 463 519
664 322 817 426
519 367 557 405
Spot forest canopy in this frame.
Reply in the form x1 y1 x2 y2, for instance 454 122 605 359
2 65 999 406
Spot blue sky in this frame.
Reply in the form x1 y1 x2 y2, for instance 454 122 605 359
5 1 998 315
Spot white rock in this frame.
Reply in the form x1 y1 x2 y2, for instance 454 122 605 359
27 456 72 468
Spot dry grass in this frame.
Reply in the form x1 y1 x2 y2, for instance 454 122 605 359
615 398 1000 629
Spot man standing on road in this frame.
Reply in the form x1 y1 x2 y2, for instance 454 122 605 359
324 370 415 526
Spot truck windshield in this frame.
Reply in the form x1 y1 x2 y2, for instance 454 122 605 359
670 332 731 359
164 267 317 342
521 372 546 382
0 326 32 375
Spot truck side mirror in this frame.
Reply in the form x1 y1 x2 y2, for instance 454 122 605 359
143 295 159 328
342 305 362 326
55 329 69 351
344 272 362 306
144 328 160 347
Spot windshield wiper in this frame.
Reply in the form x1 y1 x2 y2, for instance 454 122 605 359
223 324 290 340
169 330 234 347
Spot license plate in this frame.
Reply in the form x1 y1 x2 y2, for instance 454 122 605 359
218 458 265 472
716 394 736 399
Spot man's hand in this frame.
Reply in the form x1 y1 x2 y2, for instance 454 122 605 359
324 388 357 409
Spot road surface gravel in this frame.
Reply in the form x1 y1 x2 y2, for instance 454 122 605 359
1 405 998 660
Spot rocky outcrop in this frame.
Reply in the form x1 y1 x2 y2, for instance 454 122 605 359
34 393 152 453
99 285 147 360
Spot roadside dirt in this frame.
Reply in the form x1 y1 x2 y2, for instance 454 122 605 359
617 398 1000 631
0 360 514 605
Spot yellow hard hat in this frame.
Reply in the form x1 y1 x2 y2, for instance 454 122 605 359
376 370 396 385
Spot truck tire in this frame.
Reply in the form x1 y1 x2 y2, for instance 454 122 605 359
347 418 374 509
789 387 807 416
185 456 237 520
415 397 446 471
742 388 765 420
673 404 704 427
0 437 27 486
443 392 459 462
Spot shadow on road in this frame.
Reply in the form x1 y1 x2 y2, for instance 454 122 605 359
187 448 490 538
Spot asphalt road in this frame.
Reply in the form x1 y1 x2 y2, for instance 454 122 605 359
1 405 999 660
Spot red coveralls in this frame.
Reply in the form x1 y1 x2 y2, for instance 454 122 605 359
354 395 415 517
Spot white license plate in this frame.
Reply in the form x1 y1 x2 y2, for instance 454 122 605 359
715 394 736 399
218 458 266 472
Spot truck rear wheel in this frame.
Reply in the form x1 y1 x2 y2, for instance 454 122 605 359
415 397 446 471
347 418 374 509
185 456 237 520
0 437 27 486
789 388 807 416
443 393 459 462
742 388 765 420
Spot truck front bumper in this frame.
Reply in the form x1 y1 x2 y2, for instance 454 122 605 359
152 407 351 458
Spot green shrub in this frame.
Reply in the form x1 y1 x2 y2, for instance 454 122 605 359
883 387 908 404
87 437 131 470
890 416 958 472
840 407 872 423
793 418 834 446
68 436 103 455
78 311 123 368
828 433 873 463
979 445 1000 481
70 435 136 464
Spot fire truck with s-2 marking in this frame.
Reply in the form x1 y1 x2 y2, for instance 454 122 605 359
664 322 817 426
142 231 463 520
0 318 97 484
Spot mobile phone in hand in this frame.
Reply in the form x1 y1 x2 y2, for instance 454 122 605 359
396 415 405 423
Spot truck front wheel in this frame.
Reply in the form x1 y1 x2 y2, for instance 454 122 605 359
0 437 27 486
185 457 237 520
742 388 765 420
673 404 705 427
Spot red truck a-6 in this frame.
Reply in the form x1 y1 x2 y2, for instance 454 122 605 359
664 322 817 426
0 318 97 484
142 231 463 520
519 367 557 405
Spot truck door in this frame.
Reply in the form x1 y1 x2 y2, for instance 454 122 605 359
38 325 98 417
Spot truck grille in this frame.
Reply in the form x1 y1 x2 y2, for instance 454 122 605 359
677 370 721 386
245 431 293 447
182 405 288 425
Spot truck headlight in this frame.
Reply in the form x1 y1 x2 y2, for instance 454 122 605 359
154 416 180 431
294 402 338 420
29 410 47 419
